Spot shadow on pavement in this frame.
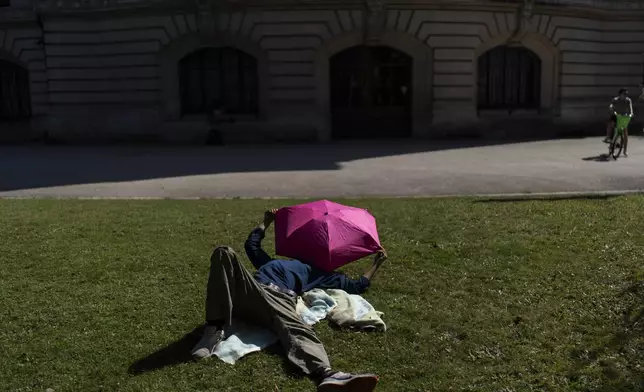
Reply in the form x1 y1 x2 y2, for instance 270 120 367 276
474 194 620 203
0 136 591 192
582 154 612 162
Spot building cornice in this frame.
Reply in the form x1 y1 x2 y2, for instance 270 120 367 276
0 7 38 26
29 0 644 20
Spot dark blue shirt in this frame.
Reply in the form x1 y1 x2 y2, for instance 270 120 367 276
244 227 370 295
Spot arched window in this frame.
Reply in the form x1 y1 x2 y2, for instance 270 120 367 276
0 59 31 121
179 47 258 116
478 46 541 111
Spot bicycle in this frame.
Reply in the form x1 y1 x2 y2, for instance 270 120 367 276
608 113 632 160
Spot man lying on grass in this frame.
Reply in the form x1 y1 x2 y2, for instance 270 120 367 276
192 209 388 392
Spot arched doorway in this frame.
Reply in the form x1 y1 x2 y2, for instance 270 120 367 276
179 47 258 116
477 46 541 111
330 46 412 139
0 59 31 121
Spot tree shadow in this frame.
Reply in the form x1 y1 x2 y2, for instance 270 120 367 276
567 280 644 391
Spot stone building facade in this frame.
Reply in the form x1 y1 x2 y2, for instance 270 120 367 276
1 0 644 143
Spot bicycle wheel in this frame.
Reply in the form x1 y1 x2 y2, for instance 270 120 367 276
611 134 624 159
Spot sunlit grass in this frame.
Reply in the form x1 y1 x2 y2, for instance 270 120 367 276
1 197 644 392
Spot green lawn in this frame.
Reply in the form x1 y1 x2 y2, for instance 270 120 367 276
2 197 644 392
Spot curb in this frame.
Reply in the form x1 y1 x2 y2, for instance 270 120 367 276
0 189 643 200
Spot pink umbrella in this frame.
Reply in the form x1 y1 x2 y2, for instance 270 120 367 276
274 200 382 272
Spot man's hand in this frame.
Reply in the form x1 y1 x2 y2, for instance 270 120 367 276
373 250 388 268
363 249 388 281
263 208 278 227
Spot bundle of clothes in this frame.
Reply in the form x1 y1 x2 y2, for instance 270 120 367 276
214 288 386 364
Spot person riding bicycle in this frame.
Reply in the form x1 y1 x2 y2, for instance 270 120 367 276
604 88 634 156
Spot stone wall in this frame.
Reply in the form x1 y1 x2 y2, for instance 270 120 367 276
40 16 168 141
0 1 47 141
554 15 644 121
1 0 644 142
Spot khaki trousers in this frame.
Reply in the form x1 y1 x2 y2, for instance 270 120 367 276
205 246 331 375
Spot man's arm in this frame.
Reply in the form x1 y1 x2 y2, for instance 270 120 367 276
244 210 278 270
317 251 388 295
629 97 634 116
362 250 388 281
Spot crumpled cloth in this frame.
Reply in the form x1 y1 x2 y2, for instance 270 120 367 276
213 289 385 364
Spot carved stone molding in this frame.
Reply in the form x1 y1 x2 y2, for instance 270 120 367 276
508 0 535 44
0 8 38 25
521 0 535 28
30 0 644 16
364 0 387 46
36 0 191 13
196 0 215 34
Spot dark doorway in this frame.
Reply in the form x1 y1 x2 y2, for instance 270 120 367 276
477 46 541 112
0 59 31 121
179 47 258 116
330 46 412 139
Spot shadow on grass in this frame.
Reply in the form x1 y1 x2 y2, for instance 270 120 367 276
127 325 304 380
128 325 205 375
474 194 620 204
263 344 306 379
568 281 644 391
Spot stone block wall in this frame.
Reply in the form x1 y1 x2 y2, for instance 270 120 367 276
0 0 643 142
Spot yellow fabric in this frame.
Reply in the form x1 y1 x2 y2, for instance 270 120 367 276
326 289 386 332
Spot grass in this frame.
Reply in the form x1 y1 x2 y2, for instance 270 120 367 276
1 197 644 392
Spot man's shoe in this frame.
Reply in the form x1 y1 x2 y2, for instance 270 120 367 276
603 138 611 144
191 325 224 360
317 372 379 392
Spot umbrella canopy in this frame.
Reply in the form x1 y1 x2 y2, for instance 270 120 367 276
274 200 382 272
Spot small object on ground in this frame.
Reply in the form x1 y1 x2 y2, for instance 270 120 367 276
191 326 224 360
317 372 379 392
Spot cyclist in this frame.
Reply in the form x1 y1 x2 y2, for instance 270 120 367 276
604 88 634 156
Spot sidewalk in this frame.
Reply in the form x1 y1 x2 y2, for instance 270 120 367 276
1 137 643 198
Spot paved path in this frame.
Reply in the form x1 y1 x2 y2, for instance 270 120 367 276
1 138 644 198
